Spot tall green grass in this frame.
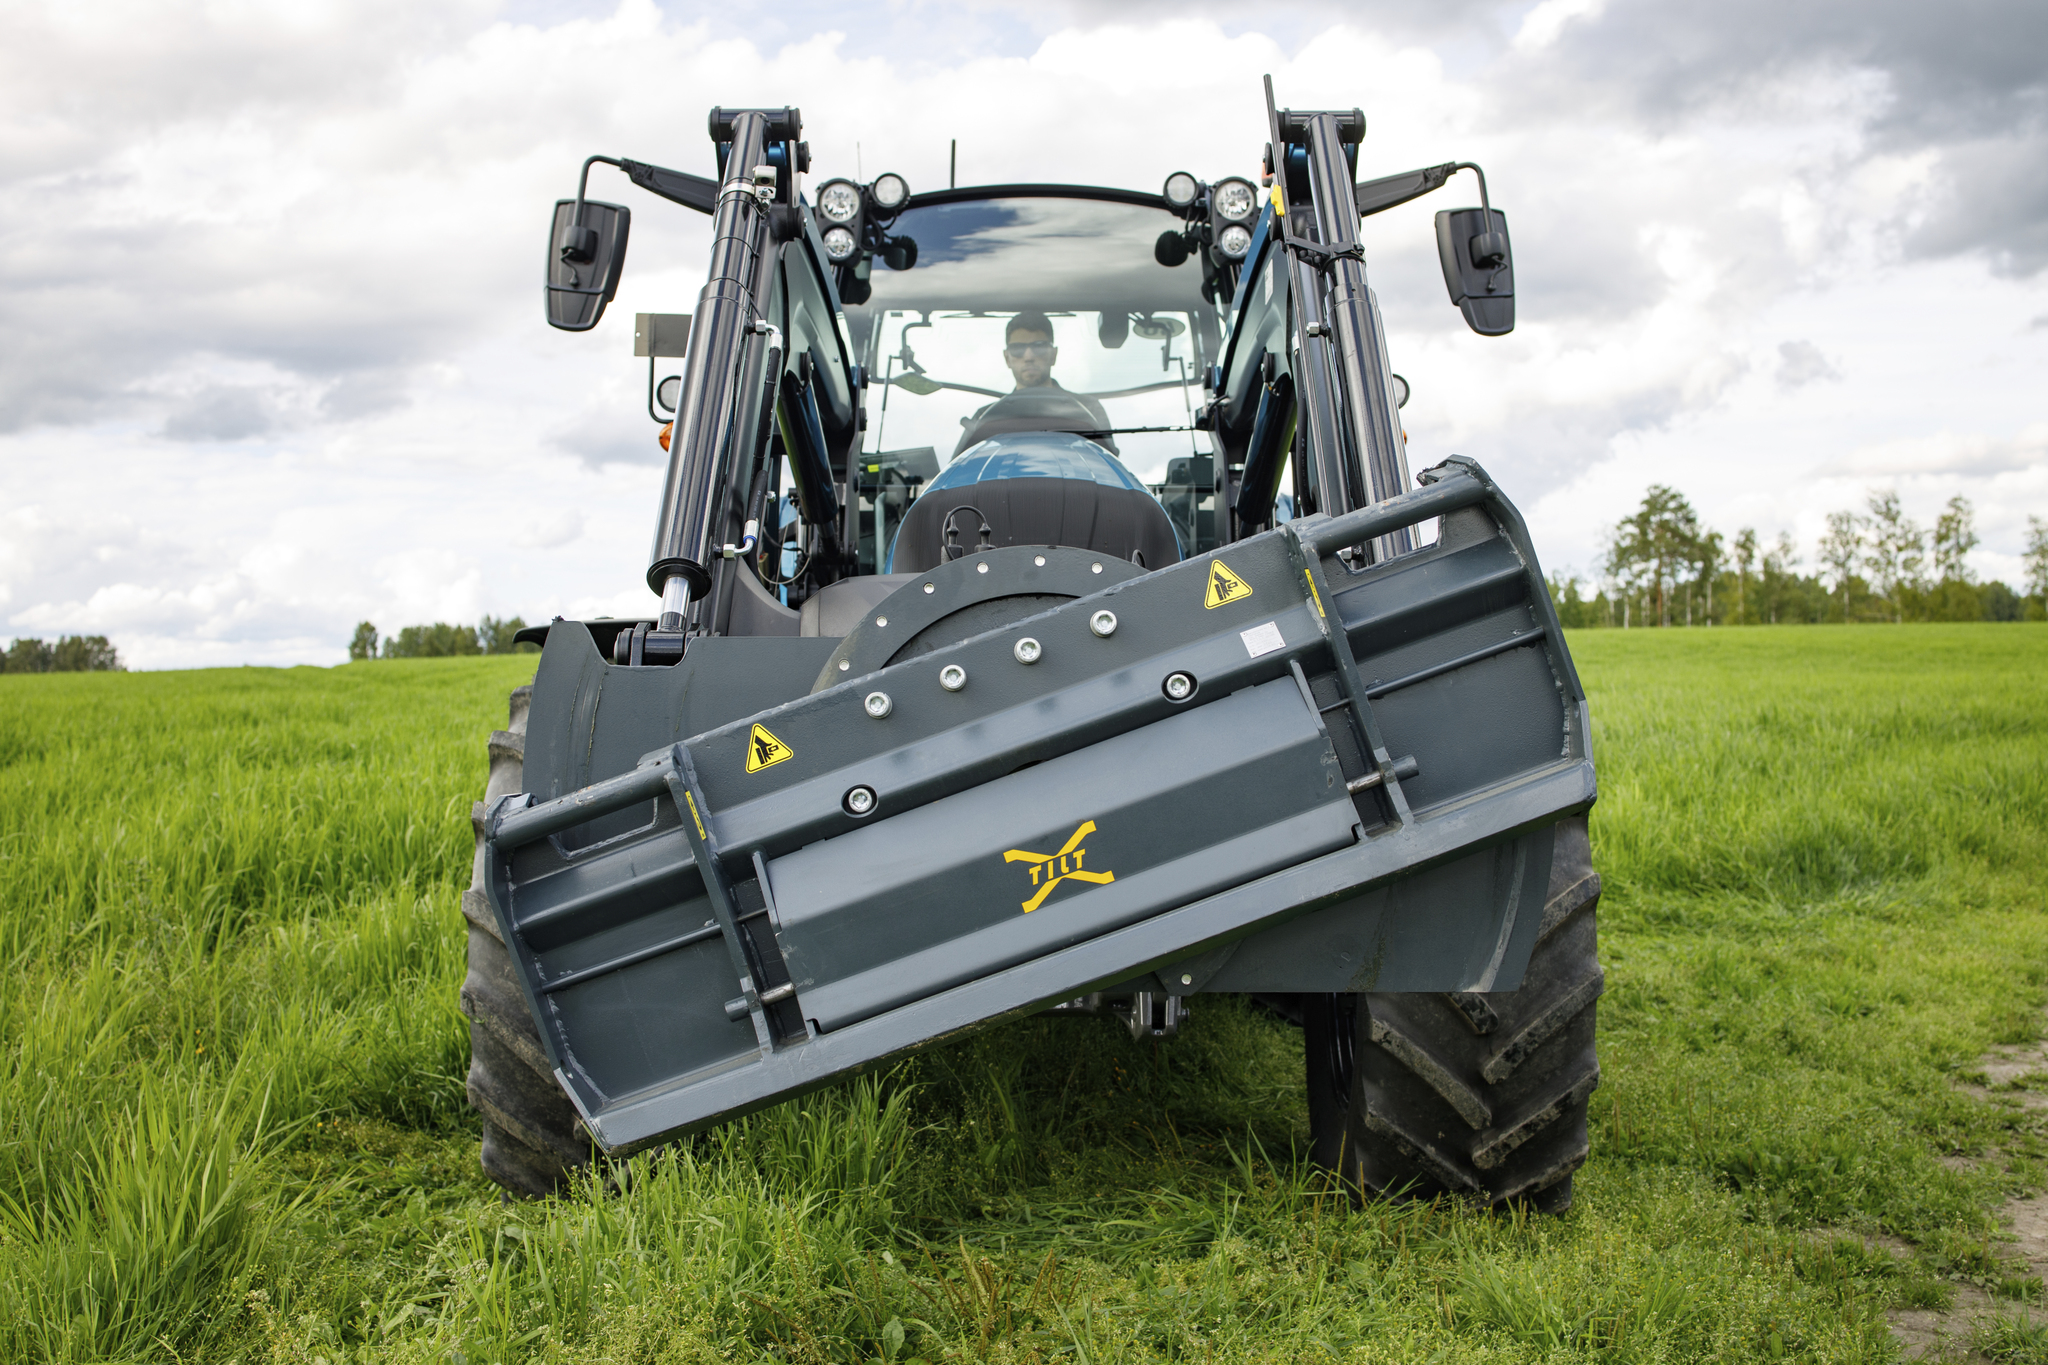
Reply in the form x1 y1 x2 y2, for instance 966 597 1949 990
1583 625 2048 896
1 627 2043 1362
0 661 520 1361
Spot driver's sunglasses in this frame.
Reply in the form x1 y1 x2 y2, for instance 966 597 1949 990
1005 341 1055 358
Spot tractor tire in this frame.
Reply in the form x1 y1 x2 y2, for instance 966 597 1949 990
460 683 591 1197
1306 815 1602 1211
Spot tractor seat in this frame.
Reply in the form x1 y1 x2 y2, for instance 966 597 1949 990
887 432 1183 574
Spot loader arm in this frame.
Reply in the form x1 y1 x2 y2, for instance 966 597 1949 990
1210 83 1415 558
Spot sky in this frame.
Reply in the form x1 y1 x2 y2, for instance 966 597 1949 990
2 0 2044 668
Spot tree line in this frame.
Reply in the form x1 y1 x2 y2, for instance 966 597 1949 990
349 616 539 660
1549 487 2048 627
1 636 124 673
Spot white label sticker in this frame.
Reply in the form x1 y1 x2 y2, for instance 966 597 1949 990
1240 620 1285 659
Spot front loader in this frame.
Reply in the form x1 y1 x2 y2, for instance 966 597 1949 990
460 84 1601 1210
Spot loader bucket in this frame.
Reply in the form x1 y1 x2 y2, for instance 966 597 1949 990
483 458 1593 1154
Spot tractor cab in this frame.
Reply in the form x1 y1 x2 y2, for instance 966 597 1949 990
833 190 1235 580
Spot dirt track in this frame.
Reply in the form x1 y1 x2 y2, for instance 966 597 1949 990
1891 1030 2048 1360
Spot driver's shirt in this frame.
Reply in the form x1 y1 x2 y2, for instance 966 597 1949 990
957 380 1114 455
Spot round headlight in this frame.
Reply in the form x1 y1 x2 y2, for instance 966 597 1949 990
818 180 861 224
822 225 858 261
870 173 909 210
1162 171 1199 208
1217 223 1253 259
1213 177 1257 222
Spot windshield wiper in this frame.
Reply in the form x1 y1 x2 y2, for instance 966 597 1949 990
890 373 1004 398
1081 378 1200 401
1068 425 1197 437
893 374 1198 402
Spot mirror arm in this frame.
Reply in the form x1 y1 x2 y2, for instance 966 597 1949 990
574 156 719 225
1448 162 1510 276
619 157 719 214
573 155 626 227
1353 161 1458 219
1449 161 1495 225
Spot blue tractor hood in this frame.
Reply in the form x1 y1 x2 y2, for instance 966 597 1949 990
886 432 1175 571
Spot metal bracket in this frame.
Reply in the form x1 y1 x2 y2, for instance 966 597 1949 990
1288 239 1365 272
661 744 775 1051
1283 524 1414 824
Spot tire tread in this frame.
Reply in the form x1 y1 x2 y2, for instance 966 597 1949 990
1313 816 1602 1209
461 684 590 1197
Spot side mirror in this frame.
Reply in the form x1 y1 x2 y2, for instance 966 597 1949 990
546 199 630 331
1434 207 1514 336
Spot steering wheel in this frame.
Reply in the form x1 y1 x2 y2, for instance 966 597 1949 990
954 388 1115 455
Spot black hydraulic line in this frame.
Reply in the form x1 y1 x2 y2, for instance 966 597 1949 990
1263 77 1349 524
1289 252 1351 520
1302 111 1413 560
698 318 786 637
778 368 841 529
1233 368 1295 527
645 111 780 622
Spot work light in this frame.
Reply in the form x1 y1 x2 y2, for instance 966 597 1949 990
1212 177 1257 222
870 173 910 210
817 180 861 223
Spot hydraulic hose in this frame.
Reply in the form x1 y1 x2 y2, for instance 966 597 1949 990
1302 111 1413 561
645 111 779 626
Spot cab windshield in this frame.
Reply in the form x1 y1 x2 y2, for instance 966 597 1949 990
840 194 1226 571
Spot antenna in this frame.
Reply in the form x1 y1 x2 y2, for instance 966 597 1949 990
1263 77 1286 167
1261 75 1290 240
950 139 957 189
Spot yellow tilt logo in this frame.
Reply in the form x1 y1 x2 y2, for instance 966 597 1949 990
1002 820 1116 913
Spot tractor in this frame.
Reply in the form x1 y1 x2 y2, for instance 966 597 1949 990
460 80 1601 1212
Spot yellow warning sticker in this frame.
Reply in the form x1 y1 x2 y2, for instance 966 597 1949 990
744 723 795 773
1002 820 1116 913
1203 559 1253 609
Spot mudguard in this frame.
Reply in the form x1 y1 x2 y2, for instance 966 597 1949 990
483 459 1594 1153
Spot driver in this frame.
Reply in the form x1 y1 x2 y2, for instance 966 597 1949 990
998 311 1109 432
953 312 1114 455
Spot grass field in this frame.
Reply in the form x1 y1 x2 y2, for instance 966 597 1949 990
1 625 2045 1363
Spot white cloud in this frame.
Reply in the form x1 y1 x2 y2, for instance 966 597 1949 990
1513 0 1608 52
1 0 2045 667
1822 423 2048 479
517 509 587 549
1775 340 1840 389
